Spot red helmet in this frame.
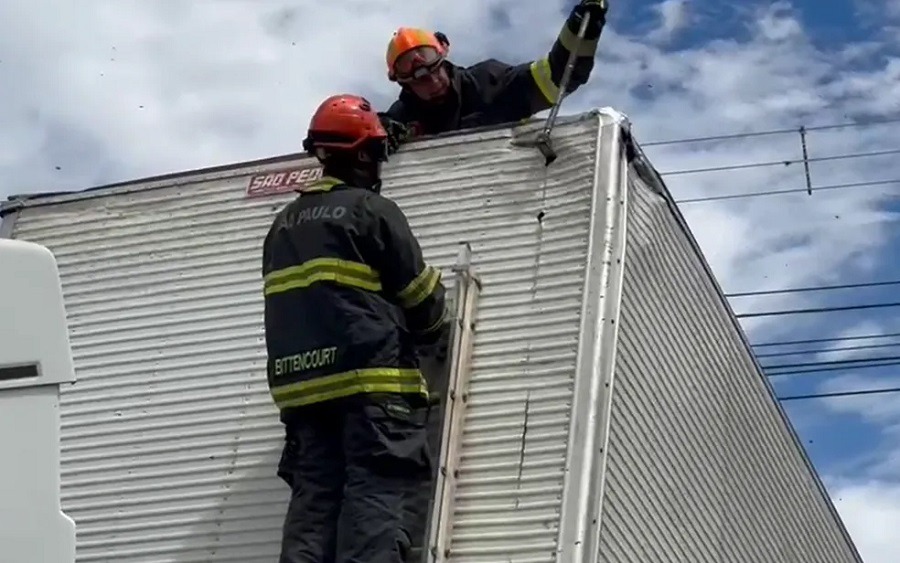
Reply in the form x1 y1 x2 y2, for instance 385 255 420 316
302 94 388 156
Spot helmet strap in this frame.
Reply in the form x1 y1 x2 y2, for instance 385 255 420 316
321 154 382 191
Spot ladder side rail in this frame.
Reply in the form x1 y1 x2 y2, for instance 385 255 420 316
425 243 482 562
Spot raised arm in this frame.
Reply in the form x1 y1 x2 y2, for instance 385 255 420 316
531 0 608 110
470 0 609 123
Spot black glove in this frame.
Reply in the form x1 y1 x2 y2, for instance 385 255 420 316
416 315 453 362
573 0 608 34
377 113 412 155
576 0 608 17
434 31 450 51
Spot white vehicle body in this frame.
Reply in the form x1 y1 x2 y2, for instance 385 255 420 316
0 239 77 563
0 108 863 562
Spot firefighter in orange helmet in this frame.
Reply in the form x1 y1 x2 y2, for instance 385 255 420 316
263 93 448 562
378 0 609 143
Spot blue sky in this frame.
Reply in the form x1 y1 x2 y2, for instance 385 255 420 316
570 0 900 446
1 0 899 559
603 2 900 556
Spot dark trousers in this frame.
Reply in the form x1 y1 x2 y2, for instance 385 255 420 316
277 393 433 563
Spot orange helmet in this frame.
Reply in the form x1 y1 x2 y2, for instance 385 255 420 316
386 27 449 81
302 94 387 156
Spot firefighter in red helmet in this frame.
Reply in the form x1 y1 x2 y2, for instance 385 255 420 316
377 0 610 146
262 93 449 563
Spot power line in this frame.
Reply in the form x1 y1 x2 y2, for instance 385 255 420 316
755 342 900 359
766 359 900 377
726 278 900 298
779 386 900 402
752 331 900 348
735 301 900 319
645 119 900 406
643 116 900 147
660 147 900 177
641 115 900 203
763 355 900 372
676 177 900 204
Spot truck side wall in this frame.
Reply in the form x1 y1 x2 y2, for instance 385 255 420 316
595 140 862 562
438 116 601 561
4 110 862 562
6 115 604 562
0 208 19 238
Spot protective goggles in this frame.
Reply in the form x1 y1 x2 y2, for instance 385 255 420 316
392 46 444 83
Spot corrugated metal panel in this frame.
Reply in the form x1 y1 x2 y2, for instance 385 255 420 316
11 169 313 562
8 113 604 562
438 116 601 562
597 142 862 562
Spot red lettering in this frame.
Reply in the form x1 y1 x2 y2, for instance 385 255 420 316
248 176 264 192
245 165 325 198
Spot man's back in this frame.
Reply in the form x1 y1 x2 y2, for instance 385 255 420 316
271 94 450 563
262 177 448 417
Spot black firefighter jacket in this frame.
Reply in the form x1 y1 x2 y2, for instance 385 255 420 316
261 176 448 417
384 5 603 136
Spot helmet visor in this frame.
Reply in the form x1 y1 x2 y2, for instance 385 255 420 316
393 46 444 82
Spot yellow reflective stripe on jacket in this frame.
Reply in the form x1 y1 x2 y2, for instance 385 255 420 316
304 176 344 193
397 265 441 309
271 368 428 409
529 57 559 105
265 258 381 296
558 24 599 57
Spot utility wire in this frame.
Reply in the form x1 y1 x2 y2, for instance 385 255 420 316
640 118 900 405
726 278 900 298
659 147 900 177
779 386 900 402
766 359 900 377
755 342 900 359
763 354 900 371
642 121 900 203
643 116 900 147
675 177 900 204
736 301 900 319
753 331 900 348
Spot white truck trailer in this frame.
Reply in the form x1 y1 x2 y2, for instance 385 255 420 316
0 238 77 562
0 108 863 562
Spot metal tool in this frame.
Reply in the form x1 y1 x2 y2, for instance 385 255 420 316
521 12 592 166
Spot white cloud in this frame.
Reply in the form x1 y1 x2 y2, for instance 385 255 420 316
819 373 900 423
812 313 900 422
882 0 900 18
755 1 805 41
2 0 899 558
813 327 900 563
831 478 900 563
818 322 899 362
646 0 690 44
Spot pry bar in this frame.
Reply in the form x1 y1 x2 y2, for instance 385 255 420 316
529 11 591 166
